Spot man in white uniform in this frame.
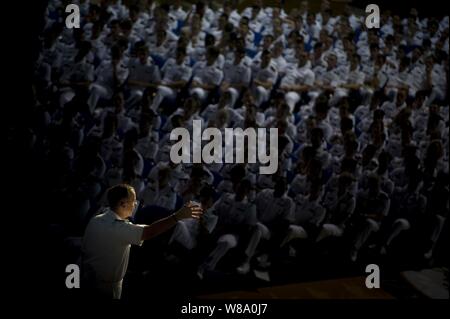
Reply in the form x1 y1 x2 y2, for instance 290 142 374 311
82 184 202 299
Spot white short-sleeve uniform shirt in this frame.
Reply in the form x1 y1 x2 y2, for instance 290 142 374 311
82 209 145 298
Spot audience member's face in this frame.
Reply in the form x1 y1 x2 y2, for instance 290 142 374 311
263 36 273 49
397 90 407 105
206 52 216 65
412 48 422 61
235 51 244 64
298 52 308 66
138 50 148 64
261 53 271 68
327 55 337 69
110 23 120 35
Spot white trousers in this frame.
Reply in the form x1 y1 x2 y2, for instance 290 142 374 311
281 224 308 247
204 234 238 269
254 86 270 107
150 85 177 111
88 83 112 113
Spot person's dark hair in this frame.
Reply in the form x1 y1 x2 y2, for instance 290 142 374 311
176 46 187 56
207 46 220 59
107 184 134 209
324 8 332 16
311 127 324 141
423 38 431 48
352 53 361 63
373 109 385 120
369 43 379 51
315 94 330 115
205 33 216 46
109 19 120 27
340 117 354 132
136 44 149 54
117 37 129 51
120 19 133 31
240 16 250 25
159 3 170 13
171 114 183 128
235 46 246 56
362 144 377 161
224 22 235 33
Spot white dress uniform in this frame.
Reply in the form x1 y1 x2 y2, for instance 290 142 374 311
106 0 128 20
169 5 187 21
100 135 123 166
243 189 294 259
147 30 179 58
242 7 267 32
252 60 278 107
385 68 413 97
148 161 188 191
317 190 356 241
281 192 325 245
314 64 342 90
135 130 159 161
169 207 218 250
200 193 257 271
82 208 145 299
333 66 365 104
351 189 390 256
126 57 161 107
96 107 135 134
280 62 315 112
190 61 224 101
150 58 192 111
425 63 447 106
186 31 207 61
408 63 426 93
354 104 372 123
141 179 177 211
201 104 240 126
380 100 406 120
383 187 427 249
223 59 252 93
88 59 129 113
289 172 313 196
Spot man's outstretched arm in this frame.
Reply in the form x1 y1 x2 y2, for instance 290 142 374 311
141 202 203 241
